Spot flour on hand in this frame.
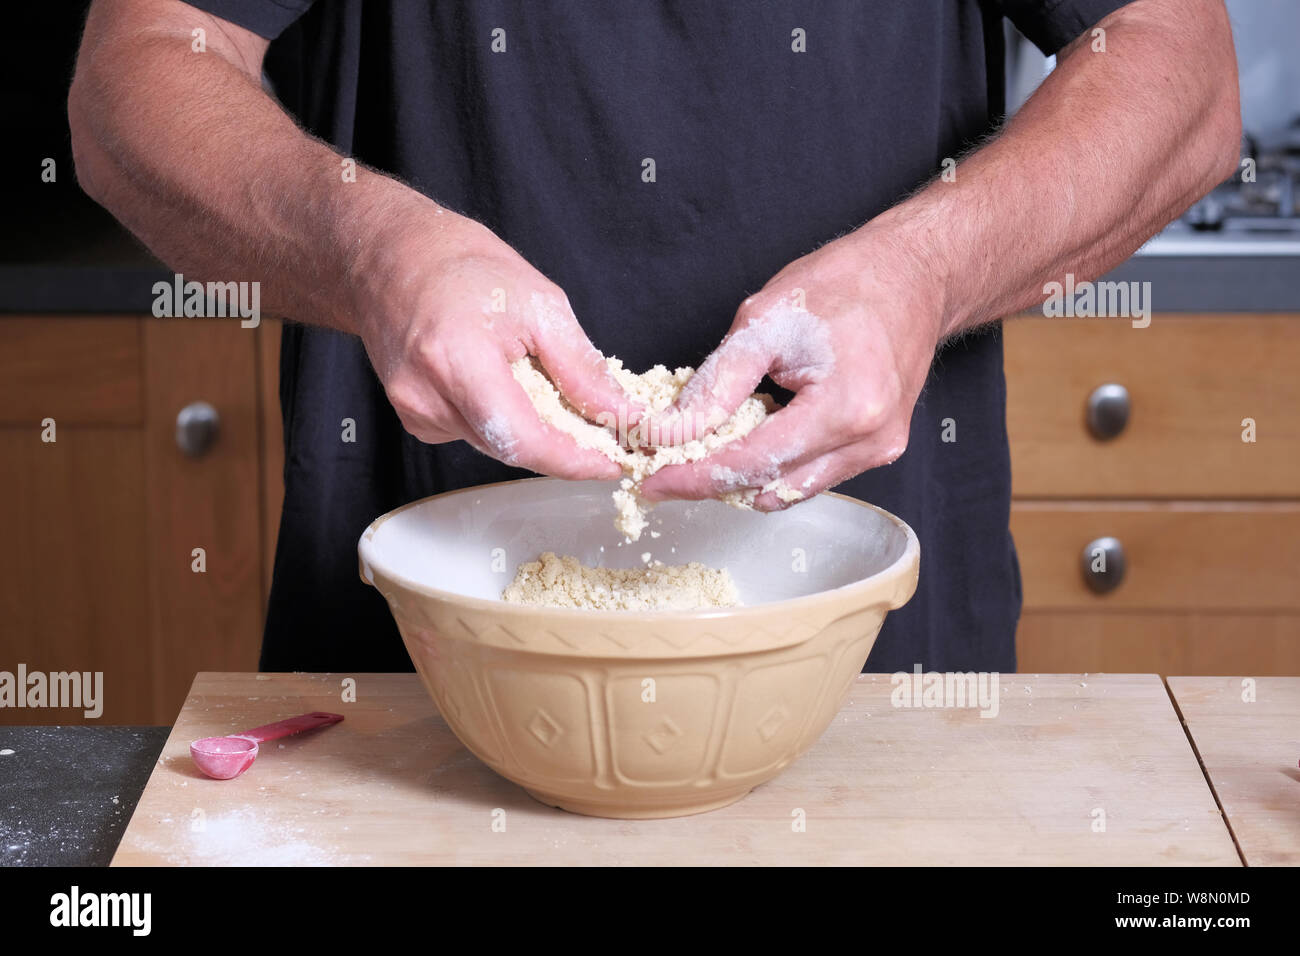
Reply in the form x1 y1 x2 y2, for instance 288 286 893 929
511 356 775 540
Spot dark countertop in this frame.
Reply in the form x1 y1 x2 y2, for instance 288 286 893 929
0 265 172 314
0 726 167 867
0 194 172 314
2 255 1297 314
1105 246 1300 312
4 172 1297 313
0 216 1298 313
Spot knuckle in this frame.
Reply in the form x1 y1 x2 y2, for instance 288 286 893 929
537 281 567 306
839 398 885 437
735 293 772 326
412 335 446 374
840 381 903 437
529 286 573 324
870 429 910 468
386 380 423 421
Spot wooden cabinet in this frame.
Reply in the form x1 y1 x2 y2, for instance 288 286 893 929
1006 314 1300 675
0 316 283 724
4 310 1296 723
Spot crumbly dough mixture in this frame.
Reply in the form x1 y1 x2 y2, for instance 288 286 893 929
502 552 740 611
511 356 801 539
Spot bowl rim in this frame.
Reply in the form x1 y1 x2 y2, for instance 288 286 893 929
357 477 919 620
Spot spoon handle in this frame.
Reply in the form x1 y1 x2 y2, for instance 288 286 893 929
241 711 344 744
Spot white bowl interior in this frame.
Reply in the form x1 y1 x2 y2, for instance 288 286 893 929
361 479 910 607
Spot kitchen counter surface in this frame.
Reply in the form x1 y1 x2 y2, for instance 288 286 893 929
1167 676 1300 866
0 726 168 866
106 672 1241 866
1106 249 1300 312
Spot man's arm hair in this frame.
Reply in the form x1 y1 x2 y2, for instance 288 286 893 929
68 0 439 333
866 0 1241 336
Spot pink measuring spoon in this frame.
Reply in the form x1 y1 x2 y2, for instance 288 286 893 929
190 712 344 780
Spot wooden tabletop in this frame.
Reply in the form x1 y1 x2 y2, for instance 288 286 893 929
112 672 1238 866
1167 676 1300 866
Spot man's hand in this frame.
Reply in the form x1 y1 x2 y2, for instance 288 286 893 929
356 211 634 479
644 0 1240 509
639 229 942 510
69 0 633 480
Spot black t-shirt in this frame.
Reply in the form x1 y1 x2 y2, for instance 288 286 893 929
189 0 1127 673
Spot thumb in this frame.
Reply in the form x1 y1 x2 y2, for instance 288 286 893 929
646 321 774 445
528 295 645 426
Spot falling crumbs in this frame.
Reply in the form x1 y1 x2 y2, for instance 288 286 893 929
503 355 807 610
511 355 800 540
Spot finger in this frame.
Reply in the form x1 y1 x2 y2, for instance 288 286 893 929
642 298 834 446
523 293 644 426
751 437 908 512
639 390 829 502
396 382 547 458
387 378 480 445
449 349 623 480
406 407 477 446
641 321 775 445
750 454 842 512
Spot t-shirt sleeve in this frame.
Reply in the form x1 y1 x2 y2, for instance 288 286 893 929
990 0 1138 55
180 0 315 40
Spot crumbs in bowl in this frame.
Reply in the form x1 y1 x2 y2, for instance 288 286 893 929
502 552 739 611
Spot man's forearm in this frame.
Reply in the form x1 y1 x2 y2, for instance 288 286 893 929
68 0 436 333
862 0 1240 337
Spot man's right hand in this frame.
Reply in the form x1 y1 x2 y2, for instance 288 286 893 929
70 1 631 482
354 210 635 479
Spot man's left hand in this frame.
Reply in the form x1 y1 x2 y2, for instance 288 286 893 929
639 229 946 510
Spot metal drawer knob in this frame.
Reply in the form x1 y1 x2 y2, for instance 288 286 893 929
176 401 220 457
1081 536 1126 594
1086 383 1130 440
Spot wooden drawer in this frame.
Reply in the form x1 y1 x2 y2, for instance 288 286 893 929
1006 315 1300 497
0 316 267 723
1011 503 1300 611
0 317 143 425
1017 610 1300 676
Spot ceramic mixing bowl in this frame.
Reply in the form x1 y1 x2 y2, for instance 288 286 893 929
359 477 919 818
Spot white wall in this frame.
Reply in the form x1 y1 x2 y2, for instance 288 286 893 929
1227 0 1300 136
1006 1 1299 136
